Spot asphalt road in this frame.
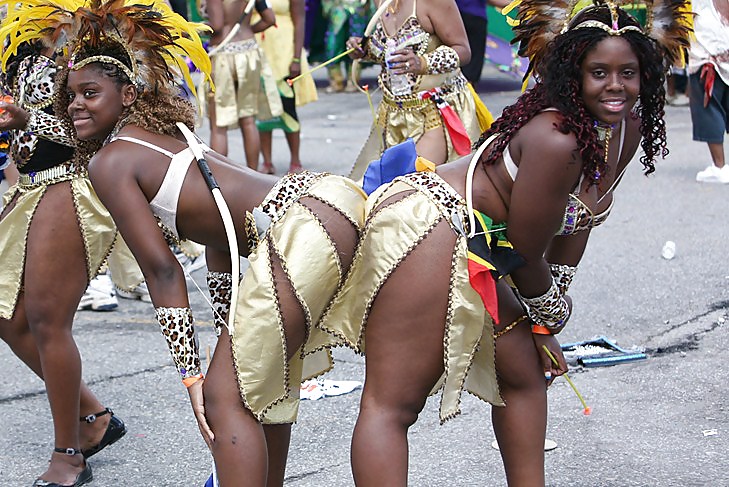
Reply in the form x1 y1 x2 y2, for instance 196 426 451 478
1 65 727 486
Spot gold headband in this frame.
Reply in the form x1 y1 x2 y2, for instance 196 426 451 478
69 55 137 83
566 19 644 35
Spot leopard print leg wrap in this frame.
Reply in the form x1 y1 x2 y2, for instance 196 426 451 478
549 263 578 295
154 307 202 381
207 271 232 336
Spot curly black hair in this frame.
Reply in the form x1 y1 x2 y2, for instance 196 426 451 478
478 5 668 184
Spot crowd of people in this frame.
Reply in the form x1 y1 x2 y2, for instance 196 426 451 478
0 0 705 486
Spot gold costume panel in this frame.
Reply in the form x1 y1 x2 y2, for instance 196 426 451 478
210 39 283 127
320 172 504 423
230 172 367 424
0 174 117 320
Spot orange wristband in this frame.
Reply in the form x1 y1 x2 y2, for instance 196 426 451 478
531 324 552 335
182 373 204 388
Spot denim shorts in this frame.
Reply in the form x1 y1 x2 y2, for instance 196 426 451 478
689 68 729 143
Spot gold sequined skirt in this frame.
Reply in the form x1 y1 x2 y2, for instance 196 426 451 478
230 172 367 424
349 81 480 181
320 171 504 423
0 172 117 320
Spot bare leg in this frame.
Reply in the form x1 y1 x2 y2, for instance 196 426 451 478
239 116 261 170
209 100 229 156
205 196 358 486
0 301 111 452
708 142 726 169
259 130 275 174
351 213 455 486
24 182 91 484
284 131 302 172
415 126 448 166
492 284 548 487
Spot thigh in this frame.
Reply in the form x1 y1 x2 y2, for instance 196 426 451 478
23 182 88 324
362 217 456 407
416 125 448 165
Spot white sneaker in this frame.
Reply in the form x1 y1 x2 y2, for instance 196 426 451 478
696 165 729 184
78 274 119 311
173 246 206 277
115 282 152 303
668 93 690 106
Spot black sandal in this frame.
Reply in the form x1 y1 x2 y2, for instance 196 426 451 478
32 448 93 487
80 407 127 459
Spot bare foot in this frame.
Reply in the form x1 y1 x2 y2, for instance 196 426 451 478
288 162 303 173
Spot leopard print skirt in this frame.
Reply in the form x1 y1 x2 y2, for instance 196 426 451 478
320 171 506 423
230 171 367 424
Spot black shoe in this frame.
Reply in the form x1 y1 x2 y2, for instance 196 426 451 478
33 450 93 487
80 408 128 459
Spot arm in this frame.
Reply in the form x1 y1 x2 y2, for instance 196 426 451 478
288 0 306 77
0 102 76 147
425 0 471 67
207 0 225 36
506 119 583 329
251 0 276 33
88 146 213 445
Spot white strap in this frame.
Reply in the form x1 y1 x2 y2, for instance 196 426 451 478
113 136 175 158
465 134 498 238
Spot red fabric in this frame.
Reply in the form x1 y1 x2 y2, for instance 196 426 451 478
701 63 716 108
467 259 499 325
420 89 472 156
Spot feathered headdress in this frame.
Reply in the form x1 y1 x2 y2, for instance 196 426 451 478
0 0 212 101
505 0 692 83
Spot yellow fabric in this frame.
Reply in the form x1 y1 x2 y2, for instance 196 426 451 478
210 40 283 127
320 173 504 423
230 174 367 424
0 175 117 319
253 0 318 106
349 81 480 181
468 83 494 132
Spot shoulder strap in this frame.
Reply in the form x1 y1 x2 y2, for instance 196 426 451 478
112 136 175 158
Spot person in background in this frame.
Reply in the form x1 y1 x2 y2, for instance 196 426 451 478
206 0 280 170
346 0 481 176
689 0 729 183
254 0 318 174
454 0 510 86
320 0 372 93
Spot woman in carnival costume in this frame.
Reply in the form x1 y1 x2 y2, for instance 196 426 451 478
320 0 690 484
345 0 483 179
0 2 131 485
15 0 367 485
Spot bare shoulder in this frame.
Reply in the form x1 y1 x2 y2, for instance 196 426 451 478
517 111 581 165
88 141 138 188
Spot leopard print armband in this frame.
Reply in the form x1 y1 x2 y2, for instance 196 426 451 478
26 109 75 147
549 263 578 295
154 307 202 381
516 279 570 330
207 271 232 336
423 45 460 75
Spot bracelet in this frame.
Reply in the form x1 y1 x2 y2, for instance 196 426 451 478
531 324 552 335
182 373 204 388
207 271 232 337
549 263 578 295
291 57 301 63
154 307 202 380
517 278 570 330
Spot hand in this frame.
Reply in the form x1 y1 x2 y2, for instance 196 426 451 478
288 60 301 79
346 36 366 59
187 380 215 449
532 333 568 387
388 48 424 75
0 102 30 131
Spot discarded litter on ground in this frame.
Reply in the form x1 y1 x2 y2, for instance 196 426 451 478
561 336 647 367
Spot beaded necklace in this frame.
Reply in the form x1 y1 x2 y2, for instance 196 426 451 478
593 120 616 181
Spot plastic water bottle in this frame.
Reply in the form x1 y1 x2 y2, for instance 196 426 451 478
385 39 411 96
